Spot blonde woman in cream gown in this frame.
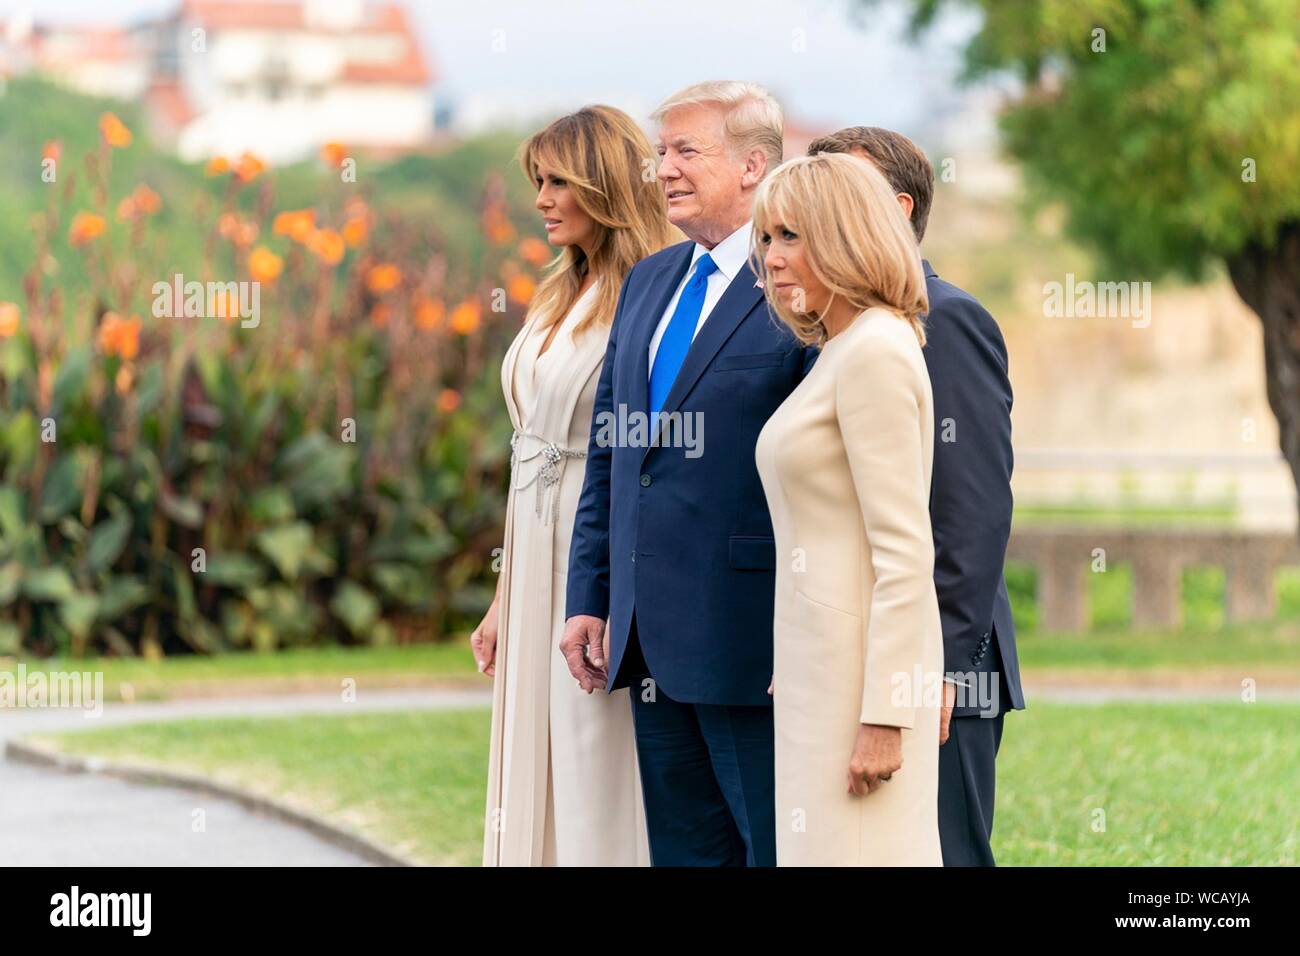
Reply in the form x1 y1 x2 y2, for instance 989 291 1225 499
752 152 944 866
473 106 674 866
483 279 648 866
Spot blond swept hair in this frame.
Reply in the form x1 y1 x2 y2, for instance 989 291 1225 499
519 105 678 337
650 80 783 175
750 152 929 347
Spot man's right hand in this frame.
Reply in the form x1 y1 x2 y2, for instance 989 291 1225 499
560 614 608 693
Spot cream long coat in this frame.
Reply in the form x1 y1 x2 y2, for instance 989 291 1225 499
755 307 943 867
482 282 650 867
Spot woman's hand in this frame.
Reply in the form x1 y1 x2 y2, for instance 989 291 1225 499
846 723 902 796
470 596 501 677
940 680 956 744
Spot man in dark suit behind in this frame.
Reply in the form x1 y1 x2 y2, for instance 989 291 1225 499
808 127 1025 866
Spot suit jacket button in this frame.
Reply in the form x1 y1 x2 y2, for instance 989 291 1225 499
630 549 636 563
640 474 652 487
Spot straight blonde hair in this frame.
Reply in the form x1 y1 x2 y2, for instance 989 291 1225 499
518 105 678 337
749 152 929 347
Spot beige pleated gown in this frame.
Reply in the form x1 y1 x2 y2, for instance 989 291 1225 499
483 282 650 867
755 307 943 866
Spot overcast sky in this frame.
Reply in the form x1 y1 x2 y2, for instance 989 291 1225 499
0 0 984 136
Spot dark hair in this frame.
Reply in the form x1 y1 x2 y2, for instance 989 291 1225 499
806 127 934 242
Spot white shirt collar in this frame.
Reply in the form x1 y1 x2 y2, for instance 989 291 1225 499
690 220 753 283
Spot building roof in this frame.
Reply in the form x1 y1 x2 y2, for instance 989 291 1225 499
178 1 435 85
33 24 139 64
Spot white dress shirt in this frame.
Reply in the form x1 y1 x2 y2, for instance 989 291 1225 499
648 220 755 371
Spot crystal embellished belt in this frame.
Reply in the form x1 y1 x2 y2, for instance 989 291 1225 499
509 430 587 525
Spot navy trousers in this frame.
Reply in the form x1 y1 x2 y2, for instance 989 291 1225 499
621 613 776 867
937 678 1010 866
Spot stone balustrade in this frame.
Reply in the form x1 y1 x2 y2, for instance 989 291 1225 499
1005 527 1300 632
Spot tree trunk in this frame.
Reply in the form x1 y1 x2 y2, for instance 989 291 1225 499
1226 221 1300 530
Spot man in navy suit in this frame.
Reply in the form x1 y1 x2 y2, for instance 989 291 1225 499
561 81 812 866
808 127 1025 866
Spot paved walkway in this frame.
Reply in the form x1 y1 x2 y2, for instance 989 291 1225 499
0 688 492 867
3 681 1294 866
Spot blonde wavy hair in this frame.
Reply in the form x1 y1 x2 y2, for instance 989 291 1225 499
518 105 678 337
749 152 928 347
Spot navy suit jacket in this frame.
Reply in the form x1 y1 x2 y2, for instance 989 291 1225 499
922 260 1024 716
566 239 813 707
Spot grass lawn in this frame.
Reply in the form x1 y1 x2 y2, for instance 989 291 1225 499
34 709 490 866
995 702 1299 865
13 615 1300 707
16 642 483 701
10 552 1300 701
33 700 1299 866
1016 622 1300 673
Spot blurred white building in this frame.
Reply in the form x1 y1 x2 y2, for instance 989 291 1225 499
2 0 436 163
0 12 150 98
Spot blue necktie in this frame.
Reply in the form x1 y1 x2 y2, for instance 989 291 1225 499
649 253 718 417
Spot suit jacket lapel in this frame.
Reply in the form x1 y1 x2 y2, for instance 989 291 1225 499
660 259 762 418
628 242 694 419
643 259 763 456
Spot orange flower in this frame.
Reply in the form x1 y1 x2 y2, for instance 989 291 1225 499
69 212 107 246
449 298 482 335
369 302 392 328
218 213 259 247
95 312 116 352
115 185 162 222
341 216 369 247
234 151 266 182
414 297 445 330
483 207 516 245
208 286 239 322
247 246 284 284
437 388 461 412
99 112 132 148
0 302 20 337
272 209 316 242
131 184 162 215
307 228 345 266
119 317 141 359
205 155 231 176
96 312 141 359
507 274 536 305
42 140 62 164
518 236 551 267
321 142 348 168
365 263 402 295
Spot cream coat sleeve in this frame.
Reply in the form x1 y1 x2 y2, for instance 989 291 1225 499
833 325 936 728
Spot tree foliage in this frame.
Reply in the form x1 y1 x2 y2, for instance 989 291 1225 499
887 0 1300 279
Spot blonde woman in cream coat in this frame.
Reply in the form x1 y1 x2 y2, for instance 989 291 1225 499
753 152 944 866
